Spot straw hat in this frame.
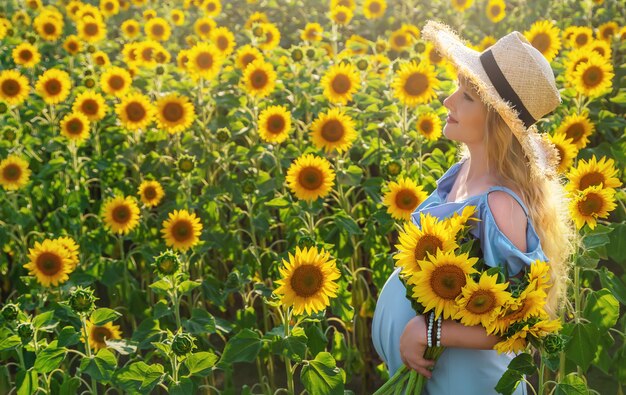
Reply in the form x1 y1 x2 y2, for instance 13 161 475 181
422 20 562 181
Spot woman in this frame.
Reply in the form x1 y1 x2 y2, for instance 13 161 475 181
371 20 579 394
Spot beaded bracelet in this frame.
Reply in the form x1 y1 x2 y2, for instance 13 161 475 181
436 315 442 347
430 314 438 348
427 311 434 348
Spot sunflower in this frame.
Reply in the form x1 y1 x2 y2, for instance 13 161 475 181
301 22 323 42
454 272 512 333
546 133 578 174
35 69 71 105
309 107 357 153
171 9 185 26
0 154 31 191
286 154 336 202
187 42 224 81
235 45 264 71
486 0 506 23
382 177 428 221
424 42 445 65
597 21 618 42
321 62 361 105
54 236 80 270
492 282 548 335
258 105 292 144
257 23 281 52
77 16 107 43
244 11 269 30
451 0 473 12
155 93 195 134
66 0 84 20
102 195 141 235
83 319 122 351
477 36 497 51
408 249 479 320
416 111 442 141
116 93 154 131
571 52 614 98
194 16 216 39
569 184 617 230
569 26 593 48
100 67 132 97
584 39 612 60
369 53 391 77
363 0 387 19
553 112 594 149
63 35 82 55
391 60 439 107
200 0 221 17
389 28 412 52
330 5 353 25
142 8 156 20
566 155 622 194
23 239 73 287
210 26 236 57
100 0 120 17
72 91 107 122
92 51 110 67
12 43 41 68
273 246 341 316
60 112 90 143
524 20 561 63
442 205 480 235
134 40 160 68
138 180 165 207
493 328 528 354
176 49 190 71
121 19 140 38
0 70 30 106
393 213 458 277
34 13 63 41
528 259 551 292
161 209 203 251
241 59 276 98
145 17 171 42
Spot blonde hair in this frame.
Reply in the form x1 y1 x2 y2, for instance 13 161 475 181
455 105 580 320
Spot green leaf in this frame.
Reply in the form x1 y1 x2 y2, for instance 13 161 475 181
32 310 55 329
185 351 218 377
606 223 626 264
149 278 173 294
0 335 21 351
562 322 599 371
16 369 37 395
506 353 536 375
59 376 81 395
582 289 619 331
90 308 122 326
554 373 588 395
608 91 626 105
305 325 328 356
265 197 290 208
598 267 626 305
105 339 137 355
184 308 216 335
178 280 201 295
115 361 164 392
271 326 308 363
300 352 344 395
57 326 80 347
334 211 362 235
218 328 262 367
34 341 67 373
170 377 195 395
494 369 524 395
80 348 117 381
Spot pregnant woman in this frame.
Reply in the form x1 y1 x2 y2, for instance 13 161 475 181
372 20 578 394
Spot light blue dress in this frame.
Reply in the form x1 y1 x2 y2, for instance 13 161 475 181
372 159 549 394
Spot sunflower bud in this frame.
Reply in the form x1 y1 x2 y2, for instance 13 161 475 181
67 205 81 218
306 48 316 59
87 45 96 54
375 40 387 53
1 303 19 321
252 26 264 37
171 332 195 356
177 154 196 173
339 58 351 66
156 66 165 75
216 127 230 142
297 235 316 249
68 286 97 314
17 323 33 342
84 78 95 88
356 59 369 71
291 48 303 62
385 160 402 176
0 103 8 114
414 42 426 53
27 36 36 44
224 271 239 289
543 333 566 354
241 179 256 194
154 250 180 276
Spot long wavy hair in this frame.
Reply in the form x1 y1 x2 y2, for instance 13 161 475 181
455 102 580 320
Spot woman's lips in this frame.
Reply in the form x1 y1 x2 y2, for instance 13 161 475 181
446 114 458 124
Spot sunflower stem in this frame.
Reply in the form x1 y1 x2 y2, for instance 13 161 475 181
81 315 98 395
373 364 407 394
283 307 295 395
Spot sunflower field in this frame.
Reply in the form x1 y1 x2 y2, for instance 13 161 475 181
1 0 625 393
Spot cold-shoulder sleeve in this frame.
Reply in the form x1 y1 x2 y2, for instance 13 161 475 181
478 192 549 278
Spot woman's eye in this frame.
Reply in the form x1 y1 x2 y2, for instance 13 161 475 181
463 93 473 101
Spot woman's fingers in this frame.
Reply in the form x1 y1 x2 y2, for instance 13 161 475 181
404 356 435 378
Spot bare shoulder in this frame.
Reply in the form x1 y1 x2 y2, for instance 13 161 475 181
486 189 528 253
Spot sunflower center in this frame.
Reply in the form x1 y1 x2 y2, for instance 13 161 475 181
141 48 153 61
420 119 433 133
43 23 56 35
1 79 20 97
126 25 136 34
105 2 114 10
306 29 318 40
321 119 345 142
108 75 125 90
251 69 269 89
242 54 256 67
466 290 497 314
112 205 131 224
151 24 164 37
172 220 192 241
429 50 442 64
405 72 428 96
394 35 407 47
290 264 324 297
199 23 211 34
95 55 107 66
369 2 381 12
126 102 147 122
531 33 551 54
163 102 184 122
19 50 33 61
414 235 443 261
206 2 216 11
68 42 78 51
66 118 84 135
578 171 604 190
331 74 351 95
3 164 21 181
217 36 229 50
490 5 501 15
575 33 588 46
82 99 99 115
196 52 213 70
395 189 418 210
91 327 112 343
45 79 62 95
36 252 62 275
144 186 157 199
430 264 466 299
267 114 285 134
582 66 602 87
554 145 564 166
84 22 99 36
335 11 346 23
564 122 584 142
298 167 324 190
578 192 603 216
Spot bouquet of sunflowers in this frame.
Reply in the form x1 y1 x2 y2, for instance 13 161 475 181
374 206 564 394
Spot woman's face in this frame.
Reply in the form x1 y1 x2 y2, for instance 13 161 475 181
442 74 487 144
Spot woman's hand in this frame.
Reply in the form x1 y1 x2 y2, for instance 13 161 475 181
399 315 436 379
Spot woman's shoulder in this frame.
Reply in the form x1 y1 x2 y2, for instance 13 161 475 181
485 188 529 253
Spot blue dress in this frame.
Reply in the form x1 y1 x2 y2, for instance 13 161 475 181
372 159 549 395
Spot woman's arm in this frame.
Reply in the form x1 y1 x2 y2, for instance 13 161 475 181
439 318 503 349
